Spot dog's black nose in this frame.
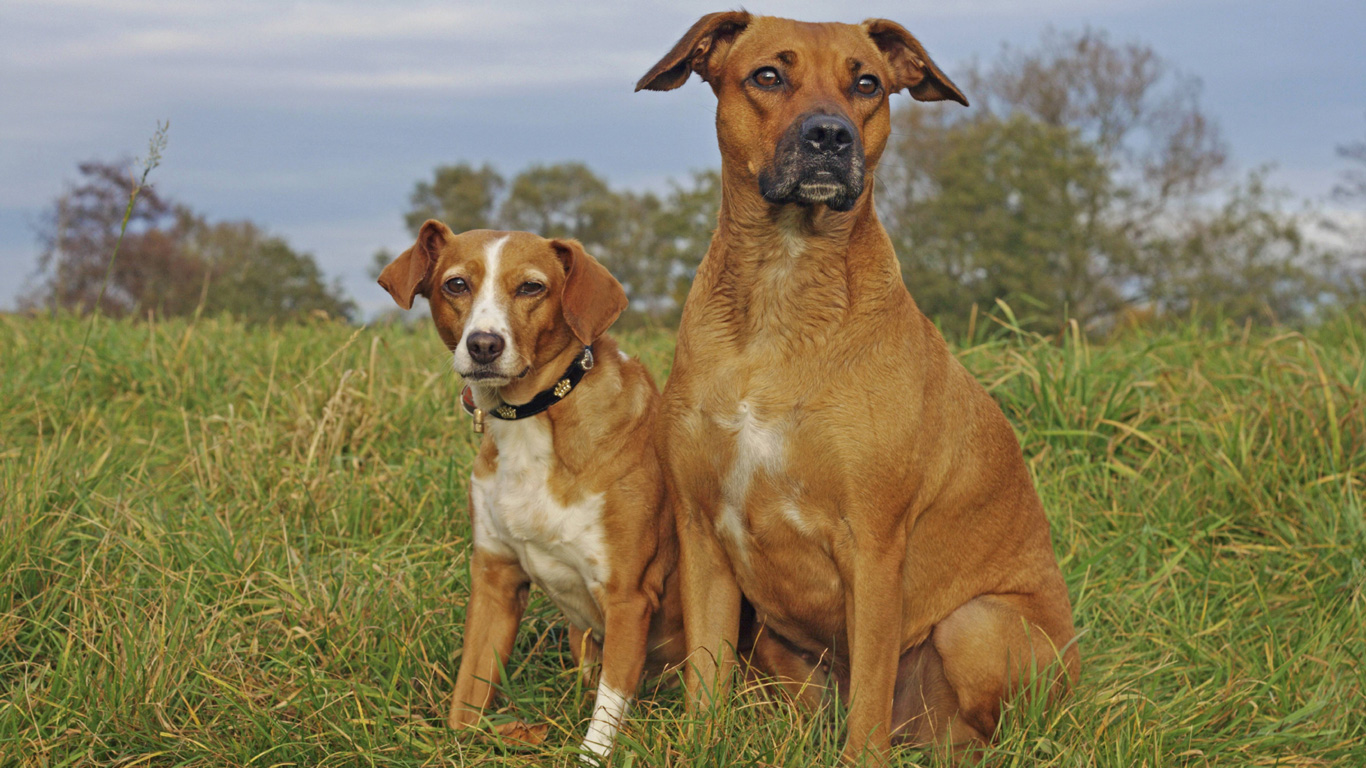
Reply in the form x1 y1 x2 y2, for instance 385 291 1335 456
466 332 505 364
800 114 855 155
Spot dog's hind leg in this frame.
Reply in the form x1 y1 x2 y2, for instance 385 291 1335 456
894 591 1077 749
743 625 832 711
890 639 971 746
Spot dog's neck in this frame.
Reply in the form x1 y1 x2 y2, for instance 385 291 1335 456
470 340 588 411
469 336 643 477
698 175 904 348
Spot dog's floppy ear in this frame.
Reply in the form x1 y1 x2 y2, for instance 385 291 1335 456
636 11 752 92
377 219 454 310
552 239 628 345
862 19 968 106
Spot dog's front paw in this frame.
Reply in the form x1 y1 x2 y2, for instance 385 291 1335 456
578 744 609 766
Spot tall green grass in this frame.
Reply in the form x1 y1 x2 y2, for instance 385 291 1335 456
1 310 1362 766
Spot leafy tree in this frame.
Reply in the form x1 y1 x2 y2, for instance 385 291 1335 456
880 27 1327 332
184 219 356 321
28 160 354 321
1141 171 1327 323
604 189 667 304
396 162 721 316
651 170 722 308
600 171 721 313
386 24 1352 331
498 162 620 250
389 161 627 309
886 114 1119 334
404 162 504 236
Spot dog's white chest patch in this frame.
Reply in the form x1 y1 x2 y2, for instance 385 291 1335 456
470 417 609 637
716 401 788 560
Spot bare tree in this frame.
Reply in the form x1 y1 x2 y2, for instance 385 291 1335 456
1334 120 1366 205
973 27 1228 224
28 160 354 321
1326 116 1366 304
31 161 206 317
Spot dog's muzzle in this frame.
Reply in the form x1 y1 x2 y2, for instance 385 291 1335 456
455 330 527 384
758 111 865 212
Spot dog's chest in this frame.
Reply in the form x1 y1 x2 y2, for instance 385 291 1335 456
470 418 609 637
715 400 786 543
707 396 831 554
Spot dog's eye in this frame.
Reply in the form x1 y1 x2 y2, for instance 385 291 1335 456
443 277 469 295
750 67 782 89
855 74 880 96
517 281 546 297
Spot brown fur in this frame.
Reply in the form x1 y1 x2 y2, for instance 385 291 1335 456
378 224 686 739
638 14 1078 765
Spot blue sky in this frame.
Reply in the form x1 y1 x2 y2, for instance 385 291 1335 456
3 0 1364 316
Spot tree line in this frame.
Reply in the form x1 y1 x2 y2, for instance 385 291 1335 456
26 27 1366 336
880 28 1362 334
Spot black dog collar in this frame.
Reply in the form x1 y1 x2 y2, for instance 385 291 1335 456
461 345 595 432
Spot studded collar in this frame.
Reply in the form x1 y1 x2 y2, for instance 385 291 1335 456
460 345 595 432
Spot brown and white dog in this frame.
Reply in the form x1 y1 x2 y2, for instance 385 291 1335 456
637 13 1080 764
377 221 685 762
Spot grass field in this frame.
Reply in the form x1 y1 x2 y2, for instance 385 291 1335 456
1 309 1363 767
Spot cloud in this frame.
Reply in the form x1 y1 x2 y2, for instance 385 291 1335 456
4 0 1170 72
0 0 655 114
7 2 556 68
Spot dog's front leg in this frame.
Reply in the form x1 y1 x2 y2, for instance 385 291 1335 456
578 593 653 763
448 548 530 730
842 530 907 767
676 500 742 713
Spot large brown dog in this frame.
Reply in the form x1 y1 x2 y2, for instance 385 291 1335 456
637 13 1079 764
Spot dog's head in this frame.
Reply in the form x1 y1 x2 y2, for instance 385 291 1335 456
637 13 966 212
378 221 627 387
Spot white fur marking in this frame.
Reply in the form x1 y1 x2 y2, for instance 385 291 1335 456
777 208 807 258
717 401 787 561
781 503 815 535
470 416 609 637
580 683 630 763
467 235 510 335
453 235 515 375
